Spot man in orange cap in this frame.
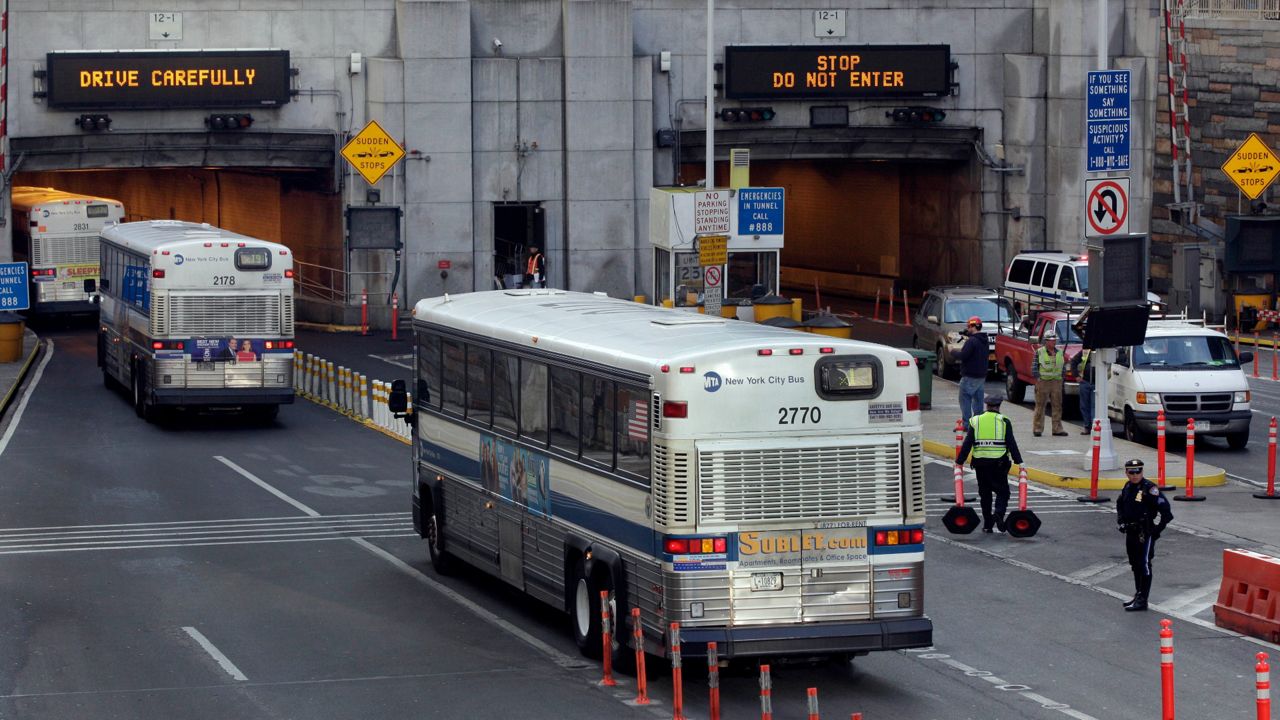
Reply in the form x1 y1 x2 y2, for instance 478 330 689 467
957 315 988 424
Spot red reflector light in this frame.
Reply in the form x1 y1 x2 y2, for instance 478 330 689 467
789 348 803 356
897 360 912 367
664 539 687 554
662 401 688 418
660 364 670 373
758 349 773 356
279 250 289 255
284 269 295 278
161 250 170 255
679 366 695 373
906 394 920 411
875 531 886 546
152 269 165 278
152 341 163 350
221 243 229 247
238 242 246 247
820 347 834 354
204 242 212 247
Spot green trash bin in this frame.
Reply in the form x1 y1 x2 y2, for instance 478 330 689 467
902 348 936 409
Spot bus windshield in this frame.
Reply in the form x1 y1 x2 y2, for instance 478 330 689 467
1133 335 1240 370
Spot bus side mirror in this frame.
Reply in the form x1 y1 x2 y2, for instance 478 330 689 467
388 379 408 414
83 278 96 293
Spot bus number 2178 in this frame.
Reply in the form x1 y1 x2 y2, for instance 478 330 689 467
778 406 821 425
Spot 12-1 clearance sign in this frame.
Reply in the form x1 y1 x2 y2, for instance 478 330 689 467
724 45 952 100
45 50 292 109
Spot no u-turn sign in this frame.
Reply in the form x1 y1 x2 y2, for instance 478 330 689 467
1085 177 1130 238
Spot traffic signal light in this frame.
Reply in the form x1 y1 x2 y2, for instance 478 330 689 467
75 114 111 131
887 106 947 124
718 107 775 123
205 113 254 130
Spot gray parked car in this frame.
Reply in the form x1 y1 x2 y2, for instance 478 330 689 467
912 286 1018 379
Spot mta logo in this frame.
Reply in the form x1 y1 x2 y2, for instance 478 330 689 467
703 371 722 392
174 254 185 265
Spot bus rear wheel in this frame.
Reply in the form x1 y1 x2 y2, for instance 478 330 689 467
131 363 156 423
571 558 603 659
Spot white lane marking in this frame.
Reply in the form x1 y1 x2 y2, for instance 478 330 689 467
929 531 1280 652
1160 581 1223 615
218 458 587 671
0 514 409 540
1067 561 1124 581
1226 472 1268 489
216 456 320 517
182 626 248 681
908 651 1098 719
0 534 418 556
370 352 414 370
0 339 53 459
0 512 409 534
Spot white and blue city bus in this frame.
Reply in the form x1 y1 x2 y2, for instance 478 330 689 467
97 220 296 422
11 186 125 315
391 289 930 664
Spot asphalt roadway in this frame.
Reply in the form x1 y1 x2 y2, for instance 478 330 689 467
0 320 1276 719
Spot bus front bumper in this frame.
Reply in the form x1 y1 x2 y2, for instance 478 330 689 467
676 616 933 659
152 388 295 406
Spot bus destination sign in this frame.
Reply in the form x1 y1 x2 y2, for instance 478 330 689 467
45 50 292 110
724 45 952 100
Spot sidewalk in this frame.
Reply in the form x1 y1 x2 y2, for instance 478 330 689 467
923 376 1227 491
0 327 42 417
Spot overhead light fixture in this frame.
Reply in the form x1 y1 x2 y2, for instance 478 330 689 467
75 114 111 131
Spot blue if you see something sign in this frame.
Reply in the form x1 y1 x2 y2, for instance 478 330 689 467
0 262 30 311
1086 69 1130 172
738 187 785 236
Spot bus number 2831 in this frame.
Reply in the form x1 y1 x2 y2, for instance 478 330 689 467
778 406 821 425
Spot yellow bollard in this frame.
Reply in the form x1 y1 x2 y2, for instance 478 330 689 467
790 297 802 322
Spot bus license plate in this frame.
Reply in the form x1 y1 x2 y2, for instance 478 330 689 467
750 572 782 591
197 362 215 372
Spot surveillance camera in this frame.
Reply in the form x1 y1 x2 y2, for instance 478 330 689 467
492 38 503 49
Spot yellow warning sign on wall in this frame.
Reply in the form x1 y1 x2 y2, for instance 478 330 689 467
1221 133 1280 200
341 120 405 185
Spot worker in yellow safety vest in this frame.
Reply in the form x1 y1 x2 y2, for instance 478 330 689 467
1031 333 1067 436
957 393 1024 533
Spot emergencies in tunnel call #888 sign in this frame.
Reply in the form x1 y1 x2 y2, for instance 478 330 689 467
1085 177 1129 238
1221 133 1280 200
341 120 406 185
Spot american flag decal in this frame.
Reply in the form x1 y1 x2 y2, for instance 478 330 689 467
628 399 648 440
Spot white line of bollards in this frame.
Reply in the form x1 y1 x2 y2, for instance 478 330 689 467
293 350 411 442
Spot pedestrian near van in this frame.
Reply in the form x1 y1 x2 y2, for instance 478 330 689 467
957 393 1024 533
1115 459 1174 611
957 316 988 425
525 246 546 289
1032 333 1067 436
1072 349 1094 434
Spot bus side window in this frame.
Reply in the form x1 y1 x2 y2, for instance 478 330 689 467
519 360 549 446
549 366 581 454
581 375 614 467
441 339 466 416
417 332 441 409
467 346 493 427
492 351 518 434
616 385 651 483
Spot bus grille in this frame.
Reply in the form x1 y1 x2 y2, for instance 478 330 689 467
905 439 925 520
1164 393 1232 414
33 235 98 266
652 443 690 527
697 442 903 523
168 294 285 336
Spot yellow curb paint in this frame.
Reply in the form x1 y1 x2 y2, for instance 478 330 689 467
0 338 43 416
295 321 366 334
923 439 1226 491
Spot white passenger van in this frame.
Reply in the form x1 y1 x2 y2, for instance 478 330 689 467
1004 251 1162 308
1107 319 1254 448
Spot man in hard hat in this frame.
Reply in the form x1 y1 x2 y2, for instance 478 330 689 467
1031 332 1067 437
957 315 989 425
1115 459 1174 611
957 393 1024 533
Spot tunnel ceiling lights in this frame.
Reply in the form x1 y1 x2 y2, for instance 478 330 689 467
205 113 254 131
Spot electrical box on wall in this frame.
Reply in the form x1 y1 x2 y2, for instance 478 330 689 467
349 52 362 75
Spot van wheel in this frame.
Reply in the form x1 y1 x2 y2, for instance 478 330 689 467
1005 363 1026 403
1124 409 1150 445
1227 431 1250 450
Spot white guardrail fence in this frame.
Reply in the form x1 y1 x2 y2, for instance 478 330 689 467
292 350 412 443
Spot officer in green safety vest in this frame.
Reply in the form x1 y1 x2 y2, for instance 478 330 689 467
957 393 1025 533
1032 333 1068 437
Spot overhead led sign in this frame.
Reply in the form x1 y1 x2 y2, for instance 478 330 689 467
724 45 952 100
45 49 292 110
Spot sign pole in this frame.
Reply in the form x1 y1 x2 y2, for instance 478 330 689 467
705 0 715 189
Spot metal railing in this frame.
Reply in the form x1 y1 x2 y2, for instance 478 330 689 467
1183 0 1280 19
294 259 395 305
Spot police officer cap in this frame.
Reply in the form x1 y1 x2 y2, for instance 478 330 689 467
1124 458 1144 470
983 393 1004 407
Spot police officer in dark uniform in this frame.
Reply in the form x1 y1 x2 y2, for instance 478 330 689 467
957 393 1024 533
1115 458 1174 611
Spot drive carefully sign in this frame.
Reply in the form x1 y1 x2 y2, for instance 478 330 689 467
44 50 292 109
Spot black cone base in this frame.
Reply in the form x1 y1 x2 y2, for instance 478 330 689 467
1004 510 1041 538
942 505 980 535
1173 494 1207 502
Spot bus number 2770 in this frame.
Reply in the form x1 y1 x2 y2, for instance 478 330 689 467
778 406 821 425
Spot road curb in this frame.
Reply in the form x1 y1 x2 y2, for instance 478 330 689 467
922 438 1227 491
295 321 366 333
0 336 43 419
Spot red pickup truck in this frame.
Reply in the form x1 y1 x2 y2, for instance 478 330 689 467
995 311 1086 403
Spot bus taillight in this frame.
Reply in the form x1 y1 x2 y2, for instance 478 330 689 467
906 394 920 411
789 348 804 355
757 349 773 356
30 268 55 278
874 528 924 546
284 269 295 278
662 401 688 418
663 536 727 554
152 269 165 278
151 340 183 350
264 340 295 350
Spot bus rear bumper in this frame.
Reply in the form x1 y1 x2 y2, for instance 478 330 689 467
24 299 98 315
676 616 933 659
152 388 295 406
